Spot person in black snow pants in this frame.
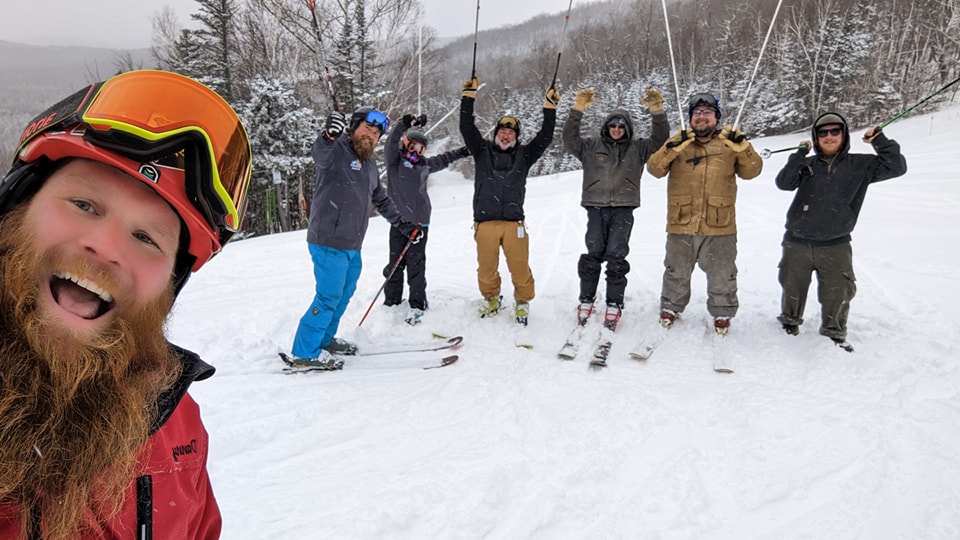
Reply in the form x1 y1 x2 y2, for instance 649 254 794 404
774 112 907 352
383 113 471 325
562 87 669 330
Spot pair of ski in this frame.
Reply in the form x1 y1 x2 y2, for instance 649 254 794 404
558 321 733 373
557 321 616 369
279 336 462 373
627 324 733 373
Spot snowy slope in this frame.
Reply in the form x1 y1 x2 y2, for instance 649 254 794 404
169 106 960 539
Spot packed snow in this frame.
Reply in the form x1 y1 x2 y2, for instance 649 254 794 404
169 106 960 539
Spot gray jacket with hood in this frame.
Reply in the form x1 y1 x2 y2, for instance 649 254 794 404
562 107 669 208
307 131 403 250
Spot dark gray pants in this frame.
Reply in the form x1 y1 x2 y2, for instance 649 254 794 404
578 207 634 307
383 226 429 310
660 233 738 318
777 239 856 339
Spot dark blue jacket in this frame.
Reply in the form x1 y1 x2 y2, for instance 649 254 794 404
775 112 907 245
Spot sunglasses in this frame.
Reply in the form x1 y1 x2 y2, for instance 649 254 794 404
817 127 843 138
607 120 627 130
362 109 390 134
14 70 252 268
691 109 715 117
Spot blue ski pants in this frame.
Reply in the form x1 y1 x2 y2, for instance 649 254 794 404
292 243 362 358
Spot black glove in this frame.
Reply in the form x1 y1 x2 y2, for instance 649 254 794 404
414 114 427 127
397 220 424 244
457 146 471 159
401 114 416 128
324 111 347 139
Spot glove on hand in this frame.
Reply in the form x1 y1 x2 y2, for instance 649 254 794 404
462 77 479 99
665 127 695 153
573 88 595 112
414 114 427 127
397 220 424 244
457 146 471 159
719 125 750 153
639 88 664 112
544 86 561 110
324 111 347 139
401 114 416 128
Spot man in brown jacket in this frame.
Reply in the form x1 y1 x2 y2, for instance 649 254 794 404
646 93 762 334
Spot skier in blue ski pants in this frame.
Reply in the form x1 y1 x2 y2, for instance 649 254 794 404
292 245 362 358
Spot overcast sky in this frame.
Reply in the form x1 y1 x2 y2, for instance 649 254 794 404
0 0 566 49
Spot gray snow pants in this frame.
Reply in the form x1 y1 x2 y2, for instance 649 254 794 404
660 233 738 318
777 239 856 340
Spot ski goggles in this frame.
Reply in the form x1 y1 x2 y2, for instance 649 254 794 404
360 109 390 134
15 70 252 242
405 139 426 156
688 93 721 110
496 116 520 133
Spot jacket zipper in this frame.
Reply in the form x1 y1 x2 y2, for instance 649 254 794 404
136 476 153 540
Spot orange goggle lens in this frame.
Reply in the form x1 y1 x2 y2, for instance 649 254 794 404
80 70 251 233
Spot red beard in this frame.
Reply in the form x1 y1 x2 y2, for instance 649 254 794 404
352 133 376 160
0 204 181 540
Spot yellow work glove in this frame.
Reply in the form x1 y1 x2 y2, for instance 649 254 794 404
544 86 561 110
462 77 479 99
719 125 750 153
639 88 664 112
572 88 595 112
664 127 695 153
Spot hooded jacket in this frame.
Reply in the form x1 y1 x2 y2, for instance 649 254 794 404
562 108 669 208
0 346 221 539
775 111 907 245
646 128 762 236
307 131 403 250
460 96 556 222
385 123 470 225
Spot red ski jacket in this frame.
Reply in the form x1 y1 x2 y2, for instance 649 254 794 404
0 346 221 539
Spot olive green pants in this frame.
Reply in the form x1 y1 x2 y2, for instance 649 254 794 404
777 240 856 340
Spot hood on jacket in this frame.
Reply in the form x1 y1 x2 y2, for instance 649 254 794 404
601 109 635 143
812 111 850 156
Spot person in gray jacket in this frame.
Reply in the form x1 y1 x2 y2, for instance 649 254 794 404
383 113 471 325
774 111 906 352
289 106 421 367
562 88 669 329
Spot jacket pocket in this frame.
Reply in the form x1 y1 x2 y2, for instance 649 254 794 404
706 196 734 227
667 194 693 225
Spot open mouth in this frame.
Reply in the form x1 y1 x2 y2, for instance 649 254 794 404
50 271 115 320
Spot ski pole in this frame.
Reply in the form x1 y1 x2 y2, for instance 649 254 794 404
424 84 486 136
732 0 784 131
760 144 808 159
660 0 685 131
471 0 481 79
306 0 340 112
358 231 418 327
878 74 960 131
549 0 575 89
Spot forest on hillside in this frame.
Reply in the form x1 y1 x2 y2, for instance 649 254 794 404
3 0 958 237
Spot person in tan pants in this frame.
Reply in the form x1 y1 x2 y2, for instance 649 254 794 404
459 76 557 325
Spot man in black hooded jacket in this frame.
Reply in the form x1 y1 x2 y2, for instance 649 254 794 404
774 111 907 351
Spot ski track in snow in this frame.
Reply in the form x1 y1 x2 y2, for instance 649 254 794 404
169 108 960 538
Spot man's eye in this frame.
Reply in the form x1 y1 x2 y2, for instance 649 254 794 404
134 232 158 247
73 200 94 213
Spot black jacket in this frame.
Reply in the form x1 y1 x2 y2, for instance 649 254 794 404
459 97 556 222
775 112 907 245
